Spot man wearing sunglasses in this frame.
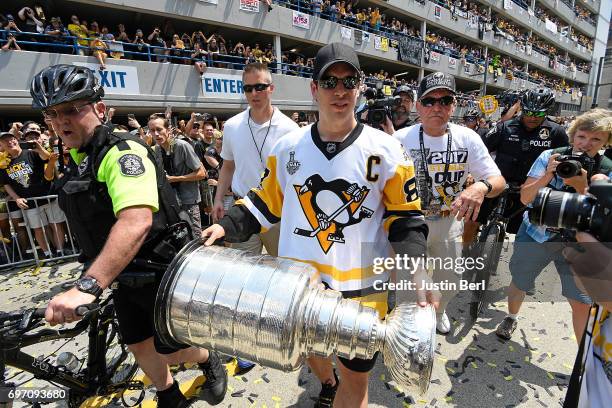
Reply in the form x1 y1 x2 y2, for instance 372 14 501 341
462 109 489 142
468 88 569 247
394 72 505 335
30 65 228 408
202 43 429 408
212 62 298 257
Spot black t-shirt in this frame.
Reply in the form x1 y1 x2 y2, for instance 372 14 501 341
204 145 222 179
0 149 50 204
484 118 569 184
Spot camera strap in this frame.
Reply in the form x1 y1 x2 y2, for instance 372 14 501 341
418 125 452 206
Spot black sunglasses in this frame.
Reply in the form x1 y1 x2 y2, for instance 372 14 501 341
419 95 455 107
243 83 271 93
318 76 360 90
192 123 200 129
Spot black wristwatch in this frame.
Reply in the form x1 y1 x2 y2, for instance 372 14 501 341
478 179 493 195
75 276 103 298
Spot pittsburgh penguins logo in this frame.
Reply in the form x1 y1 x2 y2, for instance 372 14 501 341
539 128 550 140
435 181 462 208
293 175 373 254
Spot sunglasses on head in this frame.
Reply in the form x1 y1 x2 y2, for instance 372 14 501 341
242 83 271 93
192 123 200 129
317 76 360 90
523 110 547 118
419 95 455 107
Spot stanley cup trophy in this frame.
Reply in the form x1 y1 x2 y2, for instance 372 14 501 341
155 242 436 394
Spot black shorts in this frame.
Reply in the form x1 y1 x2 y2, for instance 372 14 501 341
476 192 524 235
337 352 380 373
113 281 190 354
333 290 385 373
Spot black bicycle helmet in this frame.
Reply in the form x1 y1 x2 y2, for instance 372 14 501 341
520 87 555 113
463 108 481 119
30 64 104 110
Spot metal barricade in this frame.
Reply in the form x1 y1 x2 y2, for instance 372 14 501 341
0 195 78 270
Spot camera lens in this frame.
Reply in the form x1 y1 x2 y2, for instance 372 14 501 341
529 188 594 231
371 110 384 124
556 160 582 179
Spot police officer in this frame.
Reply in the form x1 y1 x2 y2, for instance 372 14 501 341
464 88 569 247
31 65 227 408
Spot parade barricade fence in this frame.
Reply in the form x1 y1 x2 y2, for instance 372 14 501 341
0 194 78 270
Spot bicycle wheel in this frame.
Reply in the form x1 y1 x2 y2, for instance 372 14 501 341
470 222 504 319
104 313 138 386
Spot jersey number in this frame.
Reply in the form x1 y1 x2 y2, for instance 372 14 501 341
403 178 419 202
366 155 381 182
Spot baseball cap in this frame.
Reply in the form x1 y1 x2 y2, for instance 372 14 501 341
394 85 415 100
418 72 456 99
0 132 16 140
313 43 361 80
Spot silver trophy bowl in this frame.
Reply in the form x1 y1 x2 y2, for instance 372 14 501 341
155 242 435 394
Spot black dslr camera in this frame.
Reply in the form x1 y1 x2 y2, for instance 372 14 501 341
529 180 612 241
357 82 400 127
555 153 596 179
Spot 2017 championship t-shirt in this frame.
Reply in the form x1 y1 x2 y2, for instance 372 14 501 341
394 123 500 215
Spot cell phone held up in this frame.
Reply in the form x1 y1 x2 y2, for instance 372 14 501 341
19 141 36 150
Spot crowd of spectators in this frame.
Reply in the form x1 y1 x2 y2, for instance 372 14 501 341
0 3 590 102
534 6 594 51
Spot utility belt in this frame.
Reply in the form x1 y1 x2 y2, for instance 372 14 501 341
114 271 158 289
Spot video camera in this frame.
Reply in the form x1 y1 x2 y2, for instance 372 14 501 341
496 89 524 109
555 153 596 179
529 180 612 241
356 81 401 127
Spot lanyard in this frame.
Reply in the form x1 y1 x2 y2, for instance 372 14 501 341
418 125 453 205
248 109 274 167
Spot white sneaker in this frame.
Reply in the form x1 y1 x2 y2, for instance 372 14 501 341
436 312 451 334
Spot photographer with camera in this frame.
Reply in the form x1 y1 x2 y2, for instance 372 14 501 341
464 88 570 249
356 81 401 133
561 191 612 407
390 85 415 131
495 109 612 342
0 129 55 258
1 31 21 51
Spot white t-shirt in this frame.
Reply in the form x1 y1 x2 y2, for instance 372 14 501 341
221 107 299 197
578 306 612 408
394 123 500 214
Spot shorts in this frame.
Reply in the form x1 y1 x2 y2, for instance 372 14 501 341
199 182 214 208
336 291 388 373
9 200 66 229
476 192 524 235
113 280 191 354
508 222 592 304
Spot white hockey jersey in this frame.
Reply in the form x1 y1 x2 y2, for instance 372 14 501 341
238 123 423 298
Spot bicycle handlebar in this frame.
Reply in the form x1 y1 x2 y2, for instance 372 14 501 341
0 303 101 342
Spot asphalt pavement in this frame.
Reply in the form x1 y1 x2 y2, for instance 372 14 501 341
0 241 578 408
